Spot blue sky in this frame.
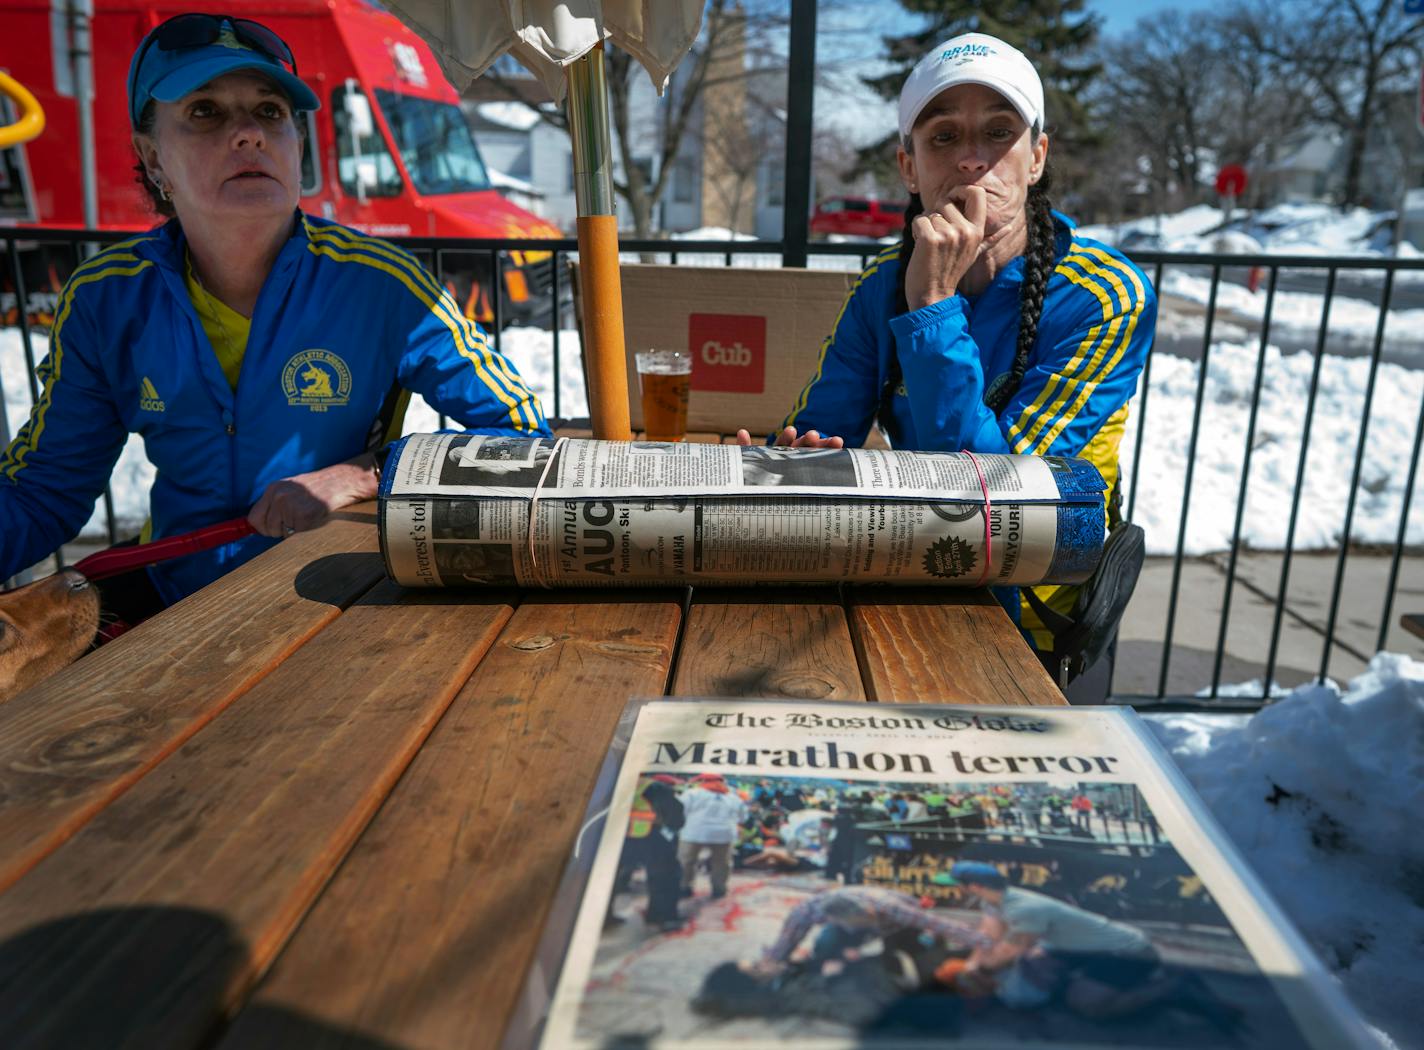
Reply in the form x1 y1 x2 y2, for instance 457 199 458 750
1089 0 1217 36
813 0 1219 146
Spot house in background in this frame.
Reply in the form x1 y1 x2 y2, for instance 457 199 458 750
1260 128 1341 203
461 53 700 234
463 96 566 223
458 18 788 238
1254 87 1422 221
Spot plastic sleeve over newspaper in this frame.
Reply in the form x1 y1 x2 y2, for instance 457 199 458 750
376 435 1107 589
515 699 1379 1050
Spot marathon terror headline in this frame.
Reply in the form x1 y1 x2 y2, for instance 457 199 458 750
649 710 1123 778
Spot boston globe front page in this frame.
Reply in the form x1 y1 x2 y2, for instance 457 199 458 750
507 701 1373 1050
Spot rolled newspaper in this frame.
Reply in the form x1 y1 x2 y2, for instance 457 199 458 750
377 435 1105 589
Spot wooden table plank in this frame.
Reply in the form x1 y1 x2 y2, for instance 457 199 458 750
848 588 1065 706
0 581 514 1050
0 511 385 895
218 590 683 1050
672 587 865 700
1401 614 1424 641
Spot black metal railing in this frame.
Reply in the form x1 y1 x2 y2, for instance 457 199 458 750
4 228 1422 706
1 228 131 561
1113 250 1424 707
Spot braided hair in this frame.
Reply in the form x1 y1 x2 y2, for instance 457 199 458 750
880 157 1058 429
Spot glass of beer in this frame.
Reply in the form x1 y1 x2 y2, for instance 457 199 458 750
635 349 691 442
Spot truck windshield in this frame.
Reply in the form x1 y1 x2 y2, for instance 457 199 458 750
374 90 491 196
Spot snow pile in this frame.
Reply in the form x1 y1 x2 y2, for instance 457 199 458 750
1249 203 1389 256
1146 652 1424 1048
1120 341 1424 554
1083 202 1410 257
670 226 758 242
1077 204 1233 246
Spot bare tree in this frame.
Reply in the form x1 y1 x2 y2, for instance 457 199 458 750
1201 12 1318 208
477 0 793 239
1096 11 1220 212
700 94 770 234
1227 0 1424 209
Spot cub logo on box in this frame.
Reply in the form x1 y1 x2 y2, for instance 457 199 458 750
688 313 766 393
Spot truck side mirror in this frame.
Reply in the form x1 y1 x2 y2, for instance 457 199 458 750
356 160 380 193
343 87 374 139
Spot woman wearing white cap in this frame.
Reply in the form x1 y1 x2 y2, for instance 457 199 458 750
742 33 1156 664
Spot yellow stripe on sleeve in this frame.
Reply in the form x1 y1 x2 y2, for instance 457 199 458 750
1012 265 1121 452
1076 244 1148 310
2 259 153 481
1005 248 1120 449
305 231 533 430
785 245 901 427
305 222 538 427
1007 249 1143 454
1028 252 1146 454
1026 273 1144 454
305 222 533 405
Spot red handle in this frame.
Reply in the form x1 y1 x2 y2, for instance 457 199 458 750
73 517 258 582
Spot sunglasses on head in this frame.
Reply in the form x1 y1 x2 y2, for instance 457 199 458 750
131 12 298 98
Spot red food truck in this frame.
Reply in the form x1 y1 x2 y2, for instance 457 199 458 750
0 0 563 324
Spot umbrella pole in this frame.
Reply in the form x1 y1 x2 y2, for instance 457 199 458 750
566 45 632 440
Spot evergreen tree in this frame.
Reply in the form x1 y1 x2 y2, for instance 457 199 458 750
856 1 1102 188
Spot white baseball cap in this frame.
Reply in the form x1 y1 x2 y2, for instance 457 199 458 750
897 33 1045 144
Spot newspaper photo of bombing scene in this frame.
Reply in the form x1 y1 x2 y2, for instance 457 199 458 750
571 775 1310 1047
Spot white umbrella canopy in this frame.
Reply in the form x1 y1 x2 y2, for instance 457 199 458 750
380 0 706 439
384 0 704 100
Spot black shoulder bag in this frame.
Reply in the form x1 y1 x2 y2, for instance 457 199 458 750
1023 483 1145 689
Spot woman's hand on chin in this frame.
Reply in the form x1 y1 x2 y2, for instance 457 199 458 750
247 456 379 537
904 184 987 309
734 426 845 449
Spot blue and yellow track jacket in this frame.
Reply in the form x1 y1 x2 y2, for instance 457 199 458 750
784 213 1155 649
0 213 549 602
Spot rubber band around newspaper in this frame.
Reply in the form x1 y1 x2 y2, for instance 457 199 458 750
525 436 569 588
962 450 992 588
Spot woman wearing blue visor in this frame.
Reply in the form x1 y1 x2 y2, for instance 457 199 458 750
0 13 548 618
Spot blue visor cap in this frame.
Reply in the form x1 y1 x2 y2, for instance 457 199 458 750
128 19 320 127
946 862 1008 889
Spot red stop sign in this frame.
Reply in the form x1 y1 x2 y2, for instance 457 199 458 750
1215 164 1248 198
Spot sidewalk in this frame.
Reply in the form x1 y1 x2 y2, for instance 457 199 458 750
1112 549 1424 699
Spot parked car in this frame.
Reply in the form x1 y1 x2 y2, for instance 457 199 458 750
809 196 904 240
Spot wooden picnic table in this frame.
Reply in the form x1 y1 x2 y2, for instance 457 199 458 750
0 494 1063 1049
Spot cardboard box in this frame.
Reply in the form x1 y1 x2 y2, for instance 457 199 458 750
614 265 856 436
